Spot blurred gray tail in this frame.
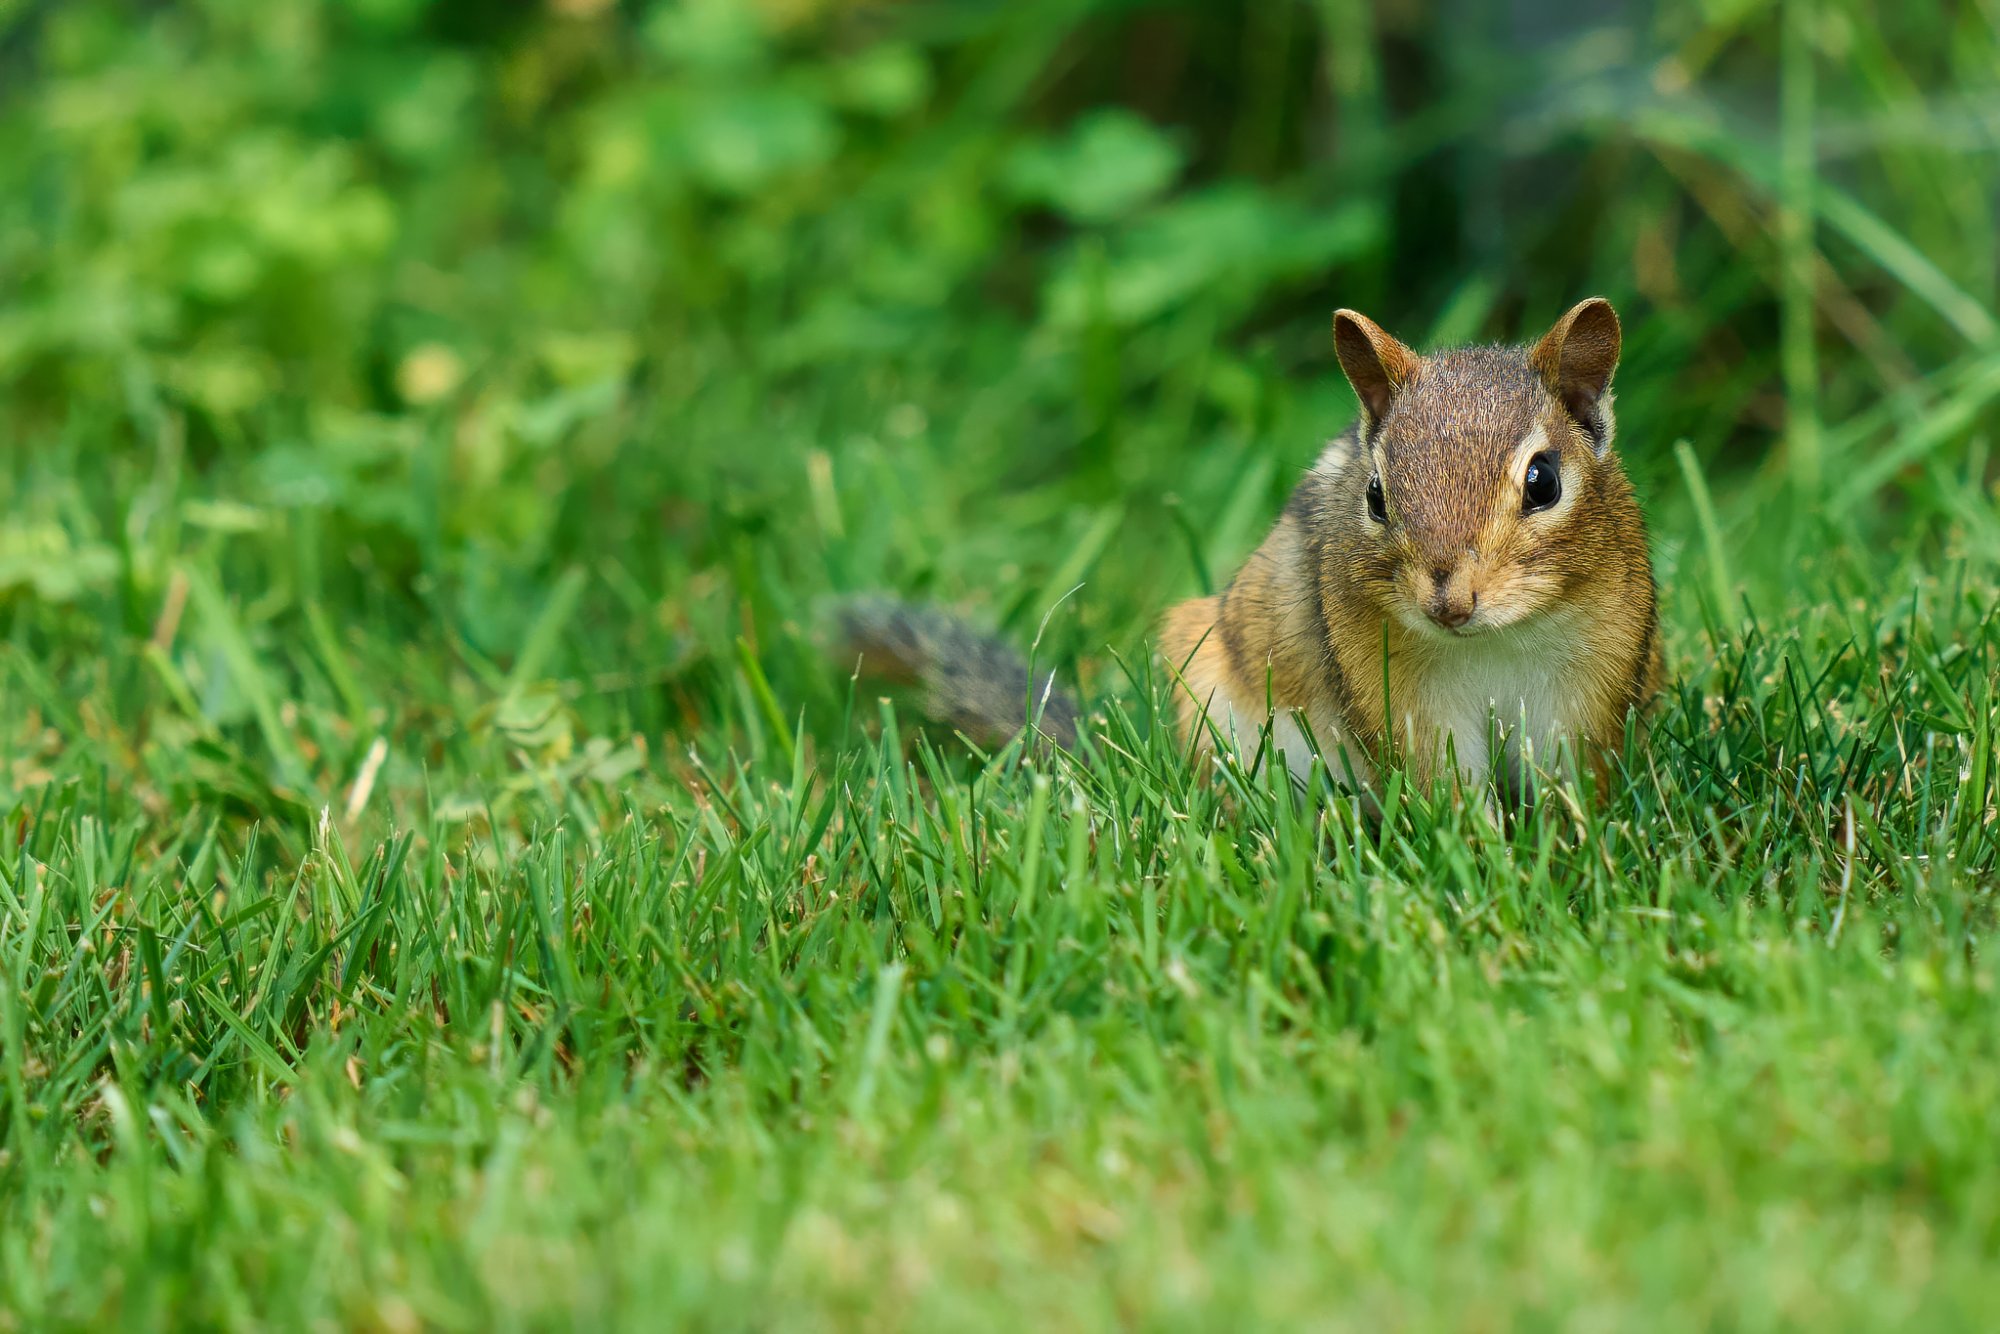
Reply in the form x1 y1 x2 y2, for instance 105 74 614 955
832 598 1079 749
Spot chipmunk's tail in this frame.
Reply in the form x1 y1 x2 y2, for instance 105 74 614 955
831 598 1079 749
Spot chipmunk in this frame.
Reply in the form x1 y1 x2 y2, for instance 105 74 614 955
839 298 1661 803
1162 297 1661 800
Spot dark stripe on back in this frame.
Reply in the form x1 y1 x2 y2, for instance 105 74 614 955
1215 581 1252 688
1301 527 1355 731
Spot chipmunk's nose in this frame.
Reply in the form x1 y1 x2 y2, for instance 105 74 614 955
1427 570 1476 630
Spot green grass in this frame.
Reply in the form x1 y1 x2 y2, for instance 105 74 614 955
5 562 1998 1329
3 0 1999 1328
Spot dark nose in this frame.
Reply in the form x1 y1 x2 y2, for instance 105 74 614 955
1428 572 1475 629
1431 600 1474 630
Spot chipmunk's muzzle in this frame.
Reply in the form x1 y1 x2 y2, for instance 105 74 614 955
1410 561 1482 634
1427 570 1477 630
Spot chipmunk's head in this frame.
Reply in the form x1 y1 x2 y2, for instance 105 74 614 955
1330 298 1630 639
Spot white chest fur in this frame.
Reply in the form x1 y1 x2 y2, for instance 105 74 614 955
1208 694 1360 790
1398 612 1586 784
1186 607 1593 797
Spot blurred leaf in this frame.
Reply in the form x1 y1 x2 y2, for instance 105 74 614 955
645 0 771 73
1004 110 1184 224
0 524 118 603
182 501 270 534
511 380 625 450
1043 187 1380 328
829 43 931 118
375 55 477 164
683 87 838 194
537 331 638 389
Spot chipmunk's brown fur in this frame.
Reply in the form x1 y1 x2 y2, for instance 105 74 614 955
1161 298 1661 799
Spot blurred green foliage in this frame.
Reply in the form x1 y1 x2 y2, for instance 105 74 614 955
4 0 1994 734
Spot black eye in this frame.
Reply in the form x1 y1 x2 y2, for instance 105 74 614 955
1522 452 1561 513
1366 474 1386 523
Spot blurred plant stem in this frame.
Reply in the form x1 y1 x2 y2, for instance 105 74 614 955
1780 0 1821 498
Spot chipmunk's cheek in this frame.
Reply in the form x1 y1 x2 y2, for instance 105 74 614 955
1471 568 1552 629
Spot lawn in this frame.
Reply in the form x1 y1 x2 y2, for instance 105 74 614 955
2 1 1998 1329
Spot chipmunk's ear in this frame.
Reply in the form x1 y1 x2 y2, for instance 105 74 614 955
1333 309 1418 429
1531 297 1621 454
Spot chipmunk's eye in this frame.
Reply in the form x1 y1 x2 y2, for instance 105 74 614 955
1365 474 1386 523
1522 452 1561 513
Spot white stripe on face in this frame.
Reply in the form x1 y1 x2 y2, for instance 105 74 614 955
1510 424 1550 478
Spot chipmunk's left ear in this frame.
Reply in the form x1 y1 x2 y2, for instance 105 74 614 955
1333 308 1419 431
1531 297 1621 455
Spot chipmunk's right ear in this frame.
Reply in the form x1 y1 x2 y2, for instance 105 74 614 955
1333 309 1418 428
1530 297 1621 453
